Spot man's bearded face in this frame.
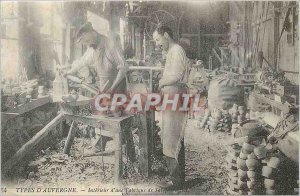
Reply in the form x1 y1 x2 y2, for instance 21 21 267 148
80 31 99 48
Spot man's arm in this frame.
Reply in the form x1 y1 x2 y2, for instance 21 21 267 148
104 40 128 92
66 47 95 75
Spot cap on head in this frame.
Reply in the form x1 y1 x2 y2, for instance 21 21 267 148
75 22 94 43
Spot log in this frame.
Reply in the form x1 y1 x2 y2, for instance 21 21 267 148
63 121 75 155
3 113 64 172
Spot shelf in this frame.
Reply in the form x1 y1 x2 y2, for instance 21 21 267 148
252 92 290 114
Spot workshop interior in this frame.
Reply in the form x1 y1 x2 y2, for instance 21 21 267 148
1 1 299 195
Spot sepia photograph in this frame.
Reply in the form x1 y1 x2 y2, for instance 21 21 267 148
0 0 299 195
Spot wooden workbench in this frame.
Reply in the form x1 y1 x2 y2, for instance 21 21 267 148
4 95 136 183
1 96 51 124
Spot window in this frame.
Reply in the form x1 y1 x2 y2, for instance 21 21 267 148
1 2 19 80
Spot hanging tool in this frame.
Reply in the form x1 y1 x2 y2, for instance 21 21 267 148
258 51 276 73
277 2 294 44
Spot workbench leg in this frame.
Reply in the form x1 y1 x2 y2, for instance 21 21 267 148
114 130 122 184
63 121 75 154
138 112 149 177
59 120 64 138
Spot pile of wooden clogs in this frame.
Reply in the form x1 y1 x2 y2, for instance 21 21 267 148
295 180 299 194
198 103 251 133
228 104 250 124
262 155 281 194
199 109 232 132
225 138 292 195
226 143 240 194
226 140 268 195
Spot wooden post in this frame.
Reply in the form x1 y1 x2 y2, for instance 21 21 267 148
138 112 149 177
273 2 280 71
63 121 75 154
147 111 155 159
18 2 31 79
114 128 122 184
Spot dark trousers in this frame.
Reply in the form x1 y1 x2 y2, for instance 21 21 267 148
165 140 185 184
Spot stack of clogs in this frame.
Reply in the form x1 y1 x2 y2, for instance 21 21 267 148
229 104 246 124
262 156 281 195
199 109 232 133
226 143 241 194
295 180 299 195
226 141 269 195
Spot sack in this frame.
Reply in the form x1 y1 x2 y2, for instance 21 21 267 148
208 77 244 110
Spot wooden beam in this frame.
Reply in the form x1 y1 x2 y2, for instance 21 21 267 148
83 150 115 157
63 114 120 133
202 33 228 37
274 2 280 71
3 113 64 172
212 48 222 64
252 93 290 114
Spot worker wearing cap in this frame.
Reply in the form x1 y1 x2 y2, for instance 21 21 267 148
153 25 189 190
62 22 128 151
63 22 127 94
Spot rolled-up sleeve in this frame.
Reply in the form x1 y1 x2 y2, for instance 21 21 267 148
105 39 128 72
70 47 95 74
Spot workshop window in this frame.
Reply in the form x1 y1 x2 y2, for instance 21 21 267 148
38 2 64 73
1 2 19 80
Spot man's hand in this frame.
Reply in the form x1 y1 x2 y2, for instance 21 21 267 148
105 87 115 95
158 80 165 91
57 66 72 77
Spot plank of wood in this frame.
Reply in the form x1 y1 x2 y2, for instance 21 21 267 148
277 131 299 163
128 66 164 71
3 113 64 172
252 93 290 114
64 114 133 133
51 95 93 106
287 131 299 142
83 150 115 157
63 121 75 154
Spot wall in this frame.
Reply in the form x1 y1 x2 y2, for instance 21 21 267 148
277 2 299 84
126 1 229 64
229 1 299 84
